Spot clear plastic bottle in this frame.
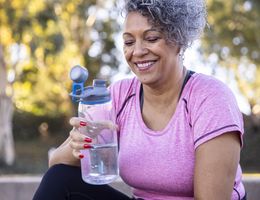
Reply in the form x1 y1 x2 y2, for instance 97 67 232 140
70 66 118 185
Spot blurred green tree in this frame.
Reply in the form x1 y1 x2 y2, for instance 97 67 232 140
0 0 120 165
0 0 120 117
1 0 259 166
203 0 260 173
202 0 260 114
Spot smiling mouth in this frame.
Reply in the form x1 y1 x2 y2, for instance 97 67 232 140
135 61 156 71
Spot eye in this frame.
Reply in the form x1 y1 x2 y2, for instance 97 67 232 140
146 37 160 43
124 40 135 46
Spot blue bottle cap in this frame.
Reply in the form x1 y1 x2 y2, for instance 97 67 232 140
70 65 88 83
70 65 89 102
80 79 111 105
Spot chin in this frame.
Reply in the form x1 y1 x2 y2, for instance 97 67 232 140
137 76 157 86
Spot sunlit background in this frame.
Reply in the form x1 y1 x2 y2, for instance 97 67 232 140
0 0 259 174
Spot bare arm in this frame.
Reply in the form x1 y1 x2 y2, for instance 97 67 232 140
194 131 241 200
48 136 80 167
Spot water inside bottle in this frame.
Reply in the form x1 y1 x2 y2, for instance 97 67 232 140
81 143 118 185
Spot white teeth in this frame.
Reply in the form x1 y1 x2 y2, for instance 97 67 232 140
136 62 154 69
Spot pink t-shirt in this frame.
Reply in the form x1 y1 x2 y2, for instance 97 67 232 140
110 73 245 200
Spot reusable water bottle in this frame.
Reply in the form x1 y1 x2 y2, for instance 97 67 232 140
70 65 119 185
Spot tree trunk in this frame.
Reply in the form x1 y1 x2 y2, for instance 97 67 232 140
0 45 15 165
0 95 15 165
0 45 7 94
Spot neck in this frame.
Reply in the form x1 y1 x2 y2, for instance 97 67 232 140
142 66 187 107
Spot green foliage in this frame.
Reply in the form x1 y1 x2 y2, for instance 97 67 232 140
202 0 260 108
0 0 119 117
205 0 260 63
1 0 260 116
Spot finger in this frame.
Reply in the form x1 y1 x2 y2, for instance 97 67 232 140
69 128 92 144
70 117 92 129
91 120 118 131
69 127 83 141
107 121 118 131
70 138 92 152
69 139 82 151
72 149 84 159
69 117 80 127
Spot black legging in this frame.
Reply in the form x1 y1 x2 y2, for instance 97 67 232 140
33 164 247 200
32 164 132 200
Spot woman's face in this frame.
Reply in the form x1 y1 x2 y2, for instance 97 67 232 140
123 12 180 86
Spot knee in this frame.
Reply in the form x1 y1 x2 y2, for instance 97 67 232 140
46 163 68 174
33 164 79 200
42 164 81 184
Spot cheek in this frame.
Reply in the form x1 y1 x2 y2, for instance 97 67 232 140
123 48 132 61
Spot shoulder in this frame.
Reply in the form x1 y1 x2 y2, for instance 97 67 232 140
190 73 231 93
109 77 139 107
110 77 139 96
184 72 242 124
187 73 236 103
186 73 244 148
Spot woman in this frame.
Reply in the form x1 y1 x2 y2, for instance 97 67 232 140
33 0 246 199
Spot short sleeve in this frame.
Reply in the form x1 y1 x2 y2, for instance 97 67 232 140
109 78 137 124
189 76 244 149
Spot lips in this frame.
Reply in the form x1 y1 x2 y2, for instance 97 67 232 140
135 61 156 71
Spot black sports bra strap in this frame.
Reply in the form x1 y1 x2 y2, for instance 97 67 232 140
140 70 195 109
179 70 195 99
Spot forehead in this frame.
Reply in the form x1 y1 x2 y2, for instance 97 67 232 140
123 12 152 32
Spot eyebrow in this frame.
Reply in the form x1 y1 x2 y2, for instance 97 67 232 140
123 28 161 37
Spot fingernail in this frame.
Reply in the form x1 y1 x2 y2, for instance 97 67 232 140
84 138 92 143
83 144 92 149
80 121 87 126
79 154 84 159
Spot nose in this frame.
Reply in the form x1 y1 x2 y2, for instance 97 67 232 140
132 41 148 57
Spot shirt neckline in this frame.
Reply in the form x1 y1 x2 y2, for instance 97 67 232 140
135 72 195 136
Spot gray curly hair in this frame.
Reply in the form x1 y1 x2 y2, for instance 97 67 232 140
122 0 207 50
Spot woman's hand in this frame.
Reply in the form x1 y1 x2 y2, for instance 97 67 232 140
69 117 93 159
71 116 118 139
48 117 117 167
48 117 92 167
